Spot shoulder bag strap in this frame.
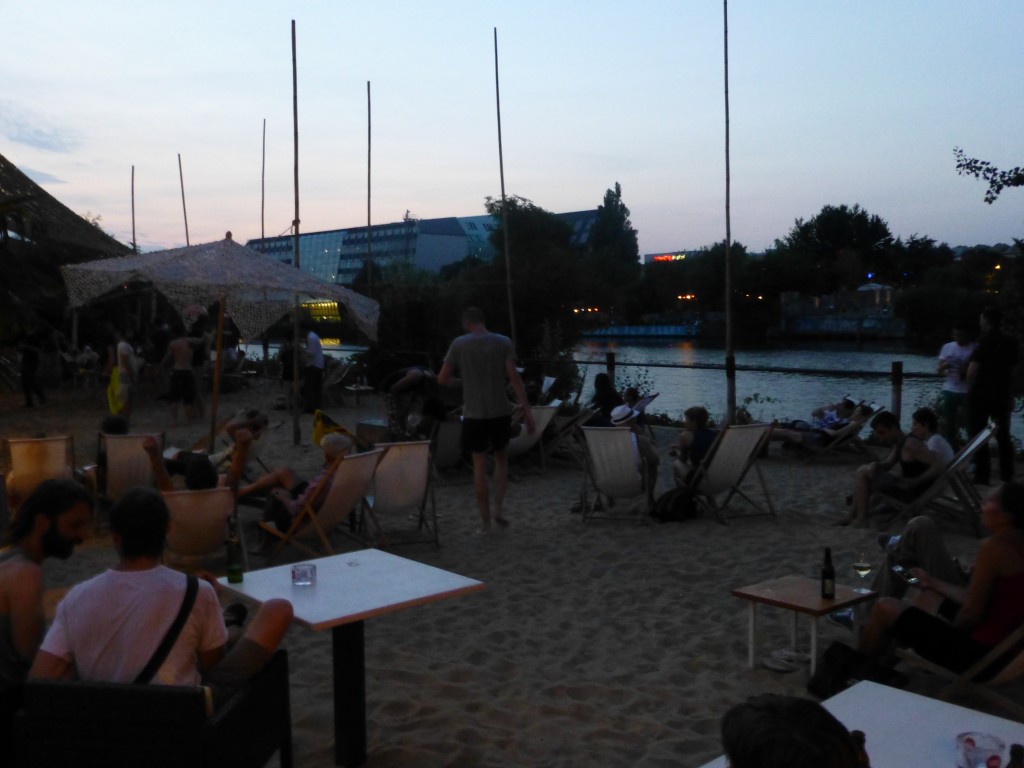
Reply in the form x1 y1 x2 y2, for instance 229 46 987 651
134 574 198 684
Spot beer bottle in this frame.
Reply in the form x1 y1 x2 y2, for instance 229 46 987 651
821 547 835 599
226 516 244 584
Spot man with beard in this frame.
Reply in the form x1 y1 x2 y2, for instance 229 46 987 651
0 479 92 727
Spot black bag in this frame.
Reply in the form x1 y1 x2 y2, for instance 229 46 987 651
650 487 698 522
807 641 869 699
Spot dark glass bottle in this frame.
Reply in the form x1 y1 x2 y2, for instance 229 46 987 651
821 547 835 599
226 516 244 584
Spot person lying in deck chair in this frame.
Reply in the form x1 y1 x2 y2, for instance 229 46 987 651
237 432 352 535
142 429 254 494
768 402 874 452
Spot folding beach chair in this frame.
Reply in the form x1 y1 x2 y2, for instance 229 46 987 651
540 407 594 470
506 403 560 472
579 426 651 523
259 449 385 561
876 423 996 535
430 418 470 483
3 435 75 513
684 423 775 525
162 486 244 572
361 441 437 548
895 620 1024 721
794 420 871 463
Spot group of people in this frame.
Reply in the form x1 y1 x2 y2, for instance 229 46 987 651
0 478 292 741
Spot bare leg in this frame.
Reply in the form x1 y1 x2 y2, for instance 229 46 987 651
471 452 491 528
244 598 294 651
859 597 907 657
837 463 875 526
239 467 297 498
493 449 508 525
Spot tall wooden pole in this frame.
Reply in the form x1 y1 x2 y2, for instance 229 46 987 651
723 0 736 425
131 165 137 253
366 80 373 298
290 19 302 445
261 118 266 251
178 153 190 246
493 27 517 348
209 295 227 450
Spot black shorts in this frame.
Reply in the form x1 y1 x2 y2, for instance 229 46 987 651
168 369 197 404
891 606 1011 680
462 416 512 455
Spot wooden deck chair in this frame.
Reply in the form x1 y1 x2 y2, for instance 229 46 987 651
685 423 775 525
794 419 871 463
362 441 437 548
162 486 244 572
259 449 385 561
895 620 1024 721
3 435 75 513
506 404 560 472
877 423 996 535
101 432 164 501
541 407 594 470
579 426 651 523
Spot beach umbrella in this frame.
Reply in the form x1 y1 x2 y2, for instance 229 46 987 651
61 235 379 444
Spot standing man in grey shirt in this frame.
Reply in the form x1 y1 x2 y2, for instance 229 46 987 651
438 308 534 532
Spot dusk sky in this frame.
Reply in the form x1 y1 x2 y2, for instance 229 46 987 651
3 1 1022 256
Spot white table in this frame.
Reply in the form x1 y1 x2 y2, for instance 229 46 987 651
698 680 1024 767
219 549 484 767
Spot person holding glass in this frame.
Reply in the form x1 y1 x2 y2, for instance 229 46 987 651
858 482 1024 679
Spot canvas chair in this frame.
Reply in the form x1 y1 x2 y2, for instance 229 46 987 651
895 621 1024 721
430 419 469 483
540 407 594 470
684 423 775 525
579 426 652 523
3 435 74 513
162 487 244 572
793 419 871 462
89 432 165 532
506 403 560 472
876 423 996 535
361 441 437 548
259 449 385 561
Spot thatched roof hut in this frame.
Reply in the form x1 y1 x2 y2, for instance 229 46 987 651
0 152 130 336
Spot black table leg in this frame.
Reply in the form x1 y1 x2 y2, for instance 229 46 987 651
333 621 366 766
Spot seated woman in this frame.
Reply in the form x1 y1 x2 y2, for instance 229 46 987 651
586 372 623 427
859 482 1024 680
669 406 717 487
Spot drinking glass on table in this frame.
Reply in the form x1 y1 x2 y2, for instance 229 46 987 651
851 552 872 594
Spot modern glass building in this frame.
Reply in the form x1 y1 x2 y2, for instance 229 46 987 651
246 210 597 286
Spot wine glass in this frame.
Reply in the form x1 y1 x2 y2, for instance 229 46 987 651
851 552 872 593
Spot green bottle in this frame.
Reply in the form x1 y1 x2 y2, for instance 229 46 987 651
226 516 244 584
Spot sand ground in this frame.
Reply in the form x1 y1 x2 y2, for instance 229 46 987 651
1 376 1018 767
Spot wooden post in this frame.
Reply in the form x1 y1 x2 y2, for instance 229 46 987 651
494 27 517 348
178 154 190 246
290 19 302 445
131 165 137 253
605 351 616 383
722 0 736 425
891 361 903 422
366 80 373 298
209 296 227 450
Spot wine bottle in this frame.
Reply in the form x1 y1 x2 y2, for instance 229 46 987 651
821 547 835 599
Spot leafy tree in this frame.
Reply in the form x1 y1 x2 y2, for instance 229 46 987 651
769 204 894 295
954 147 1024 204
585 182 641 316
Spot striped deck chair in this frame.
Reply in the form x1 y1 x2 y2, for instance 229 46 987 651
579 426 651 523
685 423 775 525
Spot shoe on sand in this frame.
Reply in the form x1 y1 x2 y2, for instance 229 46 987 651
761 653 799 673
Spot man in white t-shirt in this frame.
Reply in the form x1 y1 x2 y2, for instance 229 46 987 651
910 406 954 467
301 320 325 413
30 488 292 707
936 322 976 449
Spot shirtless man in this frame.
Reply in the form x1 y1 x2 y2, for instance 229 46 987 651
839 410 946 527
162 322 201 426
0 480 92 714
